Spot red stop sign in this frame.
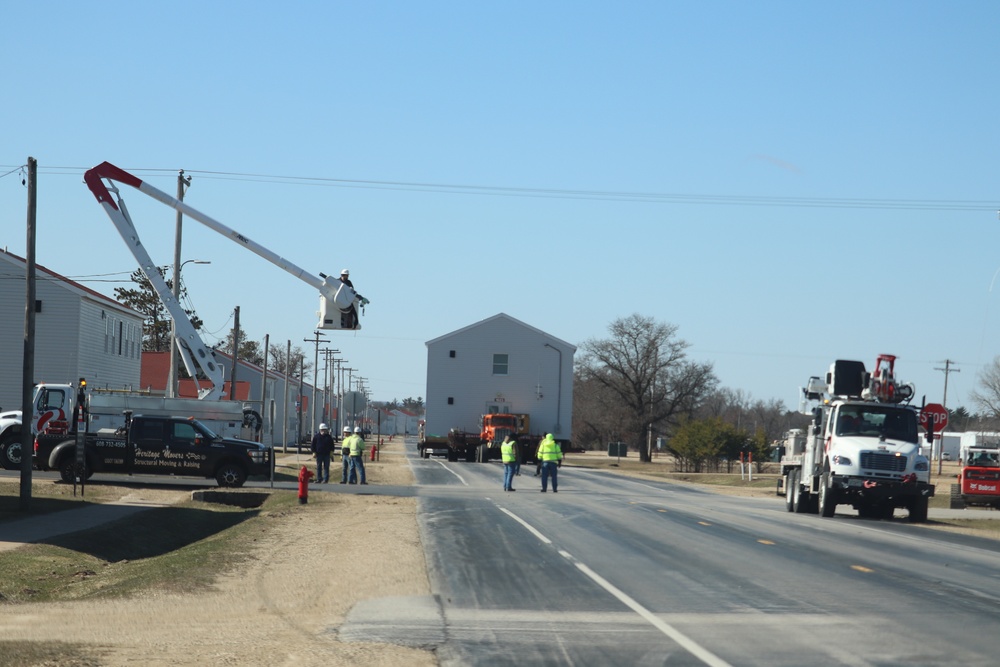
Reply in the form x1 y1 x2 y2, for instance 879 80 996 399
920 404 949 433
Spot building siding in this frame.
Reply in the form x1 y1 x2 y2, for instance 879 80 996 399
0 250 142 409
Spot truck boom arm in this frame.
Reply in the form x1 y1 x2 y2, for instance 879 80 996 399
84 162 367 399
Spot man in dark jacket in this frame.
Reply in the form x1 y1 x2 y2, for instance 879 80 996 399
310 423 335 484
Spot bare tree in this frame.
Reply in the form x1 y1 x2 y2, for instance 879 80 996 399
971 357 1000 429
577 314 717 462
572 371 631 450
268 345 311 377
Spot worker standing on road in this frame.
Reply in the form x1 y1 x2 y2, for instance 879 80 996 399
500 434 518 492
310 423 334 484
349 426 368 485
537 433 562 493
339 426 357 484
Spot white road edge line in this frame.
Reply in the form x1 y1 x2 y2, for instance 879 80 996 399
499 506 732 667
433 459 469 485
498 507 551 544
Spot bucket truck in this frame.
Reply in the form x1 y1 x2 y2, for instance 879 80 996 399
83 161 369 401
778 355 934 522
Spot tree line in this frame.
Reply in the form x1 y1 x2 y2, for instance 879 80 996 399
572 314 806 470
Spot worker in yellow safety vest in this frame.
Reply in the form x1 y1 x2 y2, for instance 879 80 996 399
339 426 357 484
348 426 368 485
537 433 562 493
500 434 518 492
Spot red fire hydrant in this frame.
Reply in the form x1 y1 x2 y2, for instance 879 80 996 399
298 466 314 504
370 444 378 461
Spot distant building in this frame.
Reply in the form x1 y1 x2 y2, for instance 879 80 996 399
141 351 322 448
0 249 143 410
424 313 575 442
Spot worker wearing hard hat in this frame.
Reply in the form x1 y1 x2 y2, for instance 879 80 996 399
339 269 364 329
310 423 335 484
339 425 357 484
537 433 562 493
348 426 368 485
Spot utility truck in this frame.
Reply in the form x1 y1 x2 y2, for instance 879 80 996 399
83 161 368 401
778 355 934 522
0 380 255 470
32 380 270 487
2 161 371 469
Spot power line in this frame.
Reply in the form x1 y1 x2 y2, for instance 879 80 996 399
4 164 998 212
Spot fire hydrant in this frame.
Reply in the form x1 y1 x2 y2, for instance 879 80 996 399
370 444 378 461
298 466 314 504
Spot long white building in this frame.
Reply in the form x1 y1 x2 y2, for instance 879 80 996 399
0 249 143 411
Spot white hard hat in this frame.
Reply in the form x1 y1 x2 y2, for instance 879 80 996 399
340 269 350 276
319 423 328 431
354 426 362 433
343 426 351 432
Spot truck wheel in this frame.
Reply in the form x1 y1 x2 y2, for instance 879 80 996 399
0 435 22 470
908 497 929 523
792 471 809 514
59 458 87 484
447 449 458 462
819 472 837 518
949 484 965 510
215 463 247 488
785 471 797 512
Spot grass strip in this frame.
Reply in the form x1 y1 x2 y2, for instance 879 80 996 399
0 489 312 604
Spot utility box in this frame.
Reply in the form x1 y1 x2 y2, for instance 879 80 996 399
608 441 627 457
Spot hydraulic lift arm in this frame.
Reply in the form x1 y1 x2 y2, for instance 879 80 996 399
84 161 367 400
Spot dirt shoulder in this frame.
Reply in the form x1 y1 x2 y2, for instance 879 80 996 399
1 437 436 667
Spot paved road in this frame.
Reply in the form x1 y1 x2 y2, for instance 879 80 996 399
339 442 1000 667
6 445 1000 666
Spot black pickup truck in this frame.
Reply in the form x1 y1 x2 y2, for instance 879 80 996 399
34 415 272 487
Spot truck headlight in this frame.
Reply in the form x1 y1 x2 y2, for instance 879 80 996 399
831 454 852 466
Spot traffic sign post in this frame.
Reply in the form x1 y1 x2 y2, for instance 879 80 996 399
920 403 949 436
920 403 949 470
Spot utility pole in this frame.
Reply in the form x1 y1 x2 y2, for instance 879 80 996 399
297 357 305 447
303 331 327 437
20 157 37 511
167 170 192 398
282 339 290 453
259 334 269 443
229 306 241 400
935 359 960 476
321 348 340 425
334 357 346 433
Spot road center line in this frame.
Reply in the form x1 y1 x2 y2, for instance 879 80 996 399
499 506 732 667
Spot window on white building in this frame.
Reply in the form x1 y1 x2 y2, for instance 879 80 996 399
492 353 509 375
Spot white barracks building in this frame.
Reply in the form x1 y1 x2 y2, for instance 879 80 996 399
424 313 575 443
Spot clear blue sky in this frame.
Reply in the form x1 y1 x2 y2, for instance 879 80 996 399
3 2 999 413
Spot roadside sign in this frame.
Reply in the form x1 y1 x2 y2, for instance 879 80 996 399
920 404 949 434
342 391 367 416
